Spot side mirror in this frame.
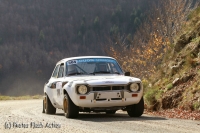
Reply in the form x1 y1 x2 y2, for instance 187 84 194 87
125 72 130 76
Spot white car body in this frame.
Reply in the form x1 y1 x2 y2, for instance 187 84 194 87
43 56 143 117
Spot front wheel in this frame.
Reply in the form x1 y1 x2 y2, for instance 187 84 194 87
127 97 144 117
63 94 79 118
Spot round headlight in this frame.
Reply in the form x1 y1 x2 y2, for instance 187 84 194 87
130 83 139 92
78 85 88 94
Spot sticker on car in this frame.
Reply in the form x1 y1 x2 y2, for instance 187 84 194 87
67 60 77 65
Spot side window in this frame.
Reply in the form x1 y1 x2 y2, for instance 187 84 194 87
52 65 60 78
58 64 64 78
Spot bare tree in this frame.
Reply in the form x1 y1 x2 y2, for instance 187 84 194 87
107 0 198 78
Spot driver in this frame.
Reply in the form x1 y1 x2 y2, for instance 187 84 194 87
98 63 107 72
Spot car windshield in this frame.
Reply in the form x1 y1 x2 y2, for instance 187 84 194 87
66 58 123 76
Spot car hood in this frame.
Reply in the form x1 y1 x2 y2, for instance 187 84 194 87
65 75 141 86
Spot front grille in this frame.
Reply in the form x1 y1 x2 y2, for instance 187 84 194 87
112 86 124 90
92 86 125 91
93 87 111 91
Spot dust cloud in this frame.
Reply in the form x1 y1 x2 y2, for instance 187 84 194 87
0 72 49 96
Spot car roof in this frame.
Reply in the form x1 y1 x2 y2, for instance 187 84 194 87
56 56 116 65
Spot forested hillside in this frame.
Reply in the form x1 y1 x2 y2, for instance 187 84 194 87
0 0 198 96
0 0 152 95
107 0 198 78
143 6 200 113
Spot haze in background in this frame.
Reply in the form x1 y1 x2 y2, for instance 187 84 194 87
0 0 155 96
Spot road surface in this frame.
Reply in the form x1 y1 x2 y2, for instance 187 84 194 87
0 100 199 133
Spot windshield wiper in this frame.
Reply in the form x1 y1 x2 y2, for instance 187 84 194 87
90 71 111 75
68 72 84 76
113 72 120 74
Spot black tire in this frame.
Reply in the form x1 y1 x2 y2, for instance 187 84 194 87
106 110 116 114
42 98 45 113
127 97 144 117
43 95 56 114
63 94 79 118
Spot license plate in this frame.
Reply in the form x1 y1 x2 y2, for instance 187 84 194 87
95 92 121 99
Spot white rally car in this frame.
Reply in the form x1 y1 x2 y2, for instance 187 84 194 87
42 56 144 118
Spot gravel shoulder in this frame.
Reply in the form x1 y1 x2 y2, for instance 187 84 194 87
0 100 199 133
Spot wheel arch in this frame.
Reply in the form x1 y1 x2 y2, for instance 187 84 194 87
63 89 68 95
43 89 56 108
63 88 78 106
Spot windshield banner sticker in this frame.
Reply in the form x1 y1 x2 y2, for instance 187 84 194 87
67 58 115 65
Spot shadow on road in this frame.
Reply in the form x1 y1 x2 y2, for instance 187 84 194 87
55 112 167 122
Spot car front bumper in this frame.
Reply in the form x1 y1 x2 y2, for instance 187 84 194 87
74 90 143 108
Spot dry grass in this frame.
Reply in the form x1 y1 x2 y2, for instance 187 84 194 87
0 95 43 100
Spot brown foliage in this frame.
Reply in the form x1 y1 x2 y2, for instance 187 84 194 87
107 0 197 78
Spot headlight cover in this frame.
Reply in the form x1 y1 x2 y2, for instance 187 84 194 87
77 85 88 94
130 83 140 92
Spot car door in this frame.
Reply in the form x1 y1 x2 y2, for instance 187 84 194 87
46 64 61 105
56 63 65 106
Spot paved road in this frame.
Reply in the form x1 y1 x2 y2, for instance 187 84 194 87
0 100 199 133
